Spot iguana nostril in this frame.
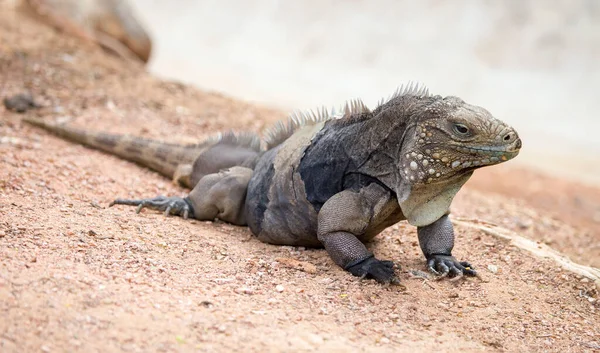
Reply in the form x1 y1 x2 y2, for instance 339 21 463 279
515 138 522 149
503 132 513 142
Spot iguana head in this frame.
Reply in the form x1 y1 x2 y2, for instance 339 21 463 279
400 96 521 185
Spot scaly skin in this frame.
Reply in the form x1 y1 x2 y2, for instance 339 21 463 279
27 83 522 284
23 117 261 188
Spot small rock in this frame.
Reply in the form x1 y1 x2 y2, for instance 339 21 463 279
380 337 390 344
306 333 324 345
235 287 254 295
275 284 285 292
275 257 318 274
487 264 498 274
513 217 532 229
0 230 6 238
581 278 589 283
3 93 40 113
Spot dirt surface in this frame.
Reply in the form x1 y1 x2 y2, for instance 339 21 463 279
1 5 599 353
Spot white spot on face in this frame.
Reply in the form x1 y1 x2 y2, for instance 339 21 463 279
436 173 440 177
451 161 461 168
411 152 417 157
410 175 415 181
428 168 435 174
422 160 429 167
410 161 418 170
432 153 440 159
417 154 423 160
441 157 449 163
420 133 426 138
425 149 431 154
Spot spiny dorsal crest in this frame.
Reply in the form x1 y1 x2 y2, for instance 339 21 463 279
203 131 262 152
376 81 430 108
264 99 371 150
342 99 370 116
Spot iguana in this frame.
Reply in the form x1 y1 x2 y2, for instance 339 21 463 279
24 83 522 283
18 0 152 63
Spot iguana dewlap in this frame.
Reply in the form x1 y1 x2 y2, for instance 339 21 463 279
25 84 522 283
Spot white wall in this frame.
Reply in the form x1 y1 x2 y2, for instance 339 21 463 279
130 0 600 184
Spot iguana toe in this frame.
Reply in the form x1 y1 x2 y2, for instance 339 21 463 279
345 256 399 284
110 196 194 219
427 255 476 279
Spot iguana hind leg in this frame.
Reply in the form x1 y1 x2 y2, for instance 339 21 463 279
110 166 253 226
109 196 194 219
190 144 259 186
173 164 193 187
171 139 260 189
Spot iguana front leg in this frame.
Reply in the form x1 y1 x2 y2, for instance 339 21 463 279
317 184 399 284
417 215 476 278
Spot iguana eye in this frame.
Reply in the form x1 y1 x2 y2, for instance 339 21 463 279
453 123 469 135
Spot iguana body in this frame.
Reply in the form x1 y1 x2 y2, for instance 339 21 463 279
25 84 522 283
18 0 152 63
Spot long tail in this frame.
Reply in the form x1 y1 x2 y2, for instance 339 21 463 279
23 117 260 179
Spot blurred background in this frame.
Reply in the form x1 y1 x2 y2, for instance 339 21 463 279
28 0 600 184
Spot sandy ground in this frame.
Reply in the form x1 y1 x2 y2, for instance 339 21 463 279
1 6 599 353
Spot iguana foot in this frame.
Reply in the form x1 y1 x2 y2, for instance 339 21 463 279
109 196 194 219
427 254 476 279
345 256 400 284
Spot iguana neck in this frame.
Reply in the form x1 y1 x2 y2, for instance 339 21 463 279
349 98 428 201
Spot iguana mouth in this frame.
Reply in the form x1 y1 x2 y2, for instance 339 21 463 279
454 137 521 156
441 138 521 170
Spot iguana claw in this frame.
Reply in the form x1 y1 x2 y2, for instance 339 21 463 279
110 196 193 219
427 255 476 279
345 256 400 284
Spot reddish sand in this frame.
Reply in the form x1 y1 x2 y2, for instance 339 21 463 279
1 6 598 352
